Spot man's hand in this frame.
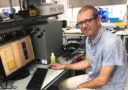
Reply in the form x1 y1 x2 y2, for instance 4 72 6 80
77 83 84 89
49 63 66 70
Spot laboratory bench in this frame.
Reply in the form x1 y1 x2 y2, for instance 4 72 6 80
0 17 128 90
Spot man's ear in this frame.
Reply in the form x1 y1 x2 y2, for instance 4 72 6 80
97 16 101 25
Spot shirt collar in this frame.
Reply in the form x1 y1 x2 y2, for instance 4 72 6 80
88 27 105 45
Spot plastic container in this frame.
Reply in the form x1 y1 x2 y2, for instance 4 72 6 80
50 52 56 63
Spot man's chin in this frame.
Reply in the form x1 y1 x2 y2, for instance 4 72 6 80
83 31 89 36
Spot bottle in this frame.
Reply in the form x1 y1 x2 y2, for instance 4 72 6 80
50 52 56 63
69 18 74 28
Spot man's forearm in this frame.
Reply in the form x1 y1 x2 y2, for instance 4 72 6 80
77 76 107 89
65 59 91 70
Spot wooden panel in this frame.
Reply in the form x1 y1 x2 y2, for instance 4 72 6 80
0 44 18 76
69 0 127 7
11 36 35 66
69 0 83 7
107 0 126 5
0 0 19 7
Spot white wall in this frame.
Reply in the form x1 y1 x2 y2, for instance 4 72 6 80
57 0 127 26
53 0 69 20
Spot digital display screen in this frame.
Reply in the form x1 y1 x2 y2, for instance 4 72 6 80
98 8 108 22
2 8 10 15
22 42 29 59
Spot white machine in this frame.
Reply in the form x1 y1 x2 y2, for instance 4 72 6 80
37 4 64 16
25 0 64 16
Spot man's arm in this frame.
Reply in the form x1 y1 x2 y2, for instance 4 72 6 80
50 55 91 70
77 66 115 89
65 55 91 70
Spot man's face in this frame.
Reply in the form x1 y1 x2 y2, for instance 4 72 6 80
77 9 101 39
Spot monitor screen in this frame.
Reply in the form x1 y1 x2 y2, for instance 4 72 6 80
0 6 20 15
0 36 35 81
96 5 126 23
97 7 109 22
2 8 10 15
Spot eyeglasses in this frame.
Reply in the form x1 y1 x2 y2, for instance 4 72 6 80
77 18 95 26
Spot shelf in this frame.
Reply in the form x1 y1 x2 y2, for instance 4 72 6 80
0 14 62 29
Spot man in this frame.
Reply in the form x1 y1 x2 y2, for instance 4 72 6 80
50 5 128 90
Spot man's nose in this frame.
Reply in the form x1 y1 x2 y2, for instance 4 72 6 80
82 22 87 27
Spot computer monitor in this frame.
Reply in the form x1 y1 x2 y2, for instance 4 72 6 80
0 35 35 81
0 6 20 14
97 7 109 22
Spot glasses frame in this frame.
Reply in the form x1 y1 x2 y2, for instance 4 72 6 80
77 18 95 26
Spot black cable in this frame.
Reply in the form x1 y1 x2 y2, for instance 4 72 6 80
0 80 16 90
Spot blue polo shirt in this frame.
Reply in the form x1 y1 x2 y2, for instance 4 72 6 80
86 27 128 90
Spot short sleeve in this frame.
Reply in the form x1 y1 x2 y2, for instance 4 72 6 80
102 36 125 66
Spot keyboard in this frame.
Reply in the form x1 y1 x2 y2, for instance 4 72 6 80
26 68 48 90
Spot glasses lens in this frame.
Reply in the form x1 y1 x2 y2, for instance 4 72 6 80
78 18 94 26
